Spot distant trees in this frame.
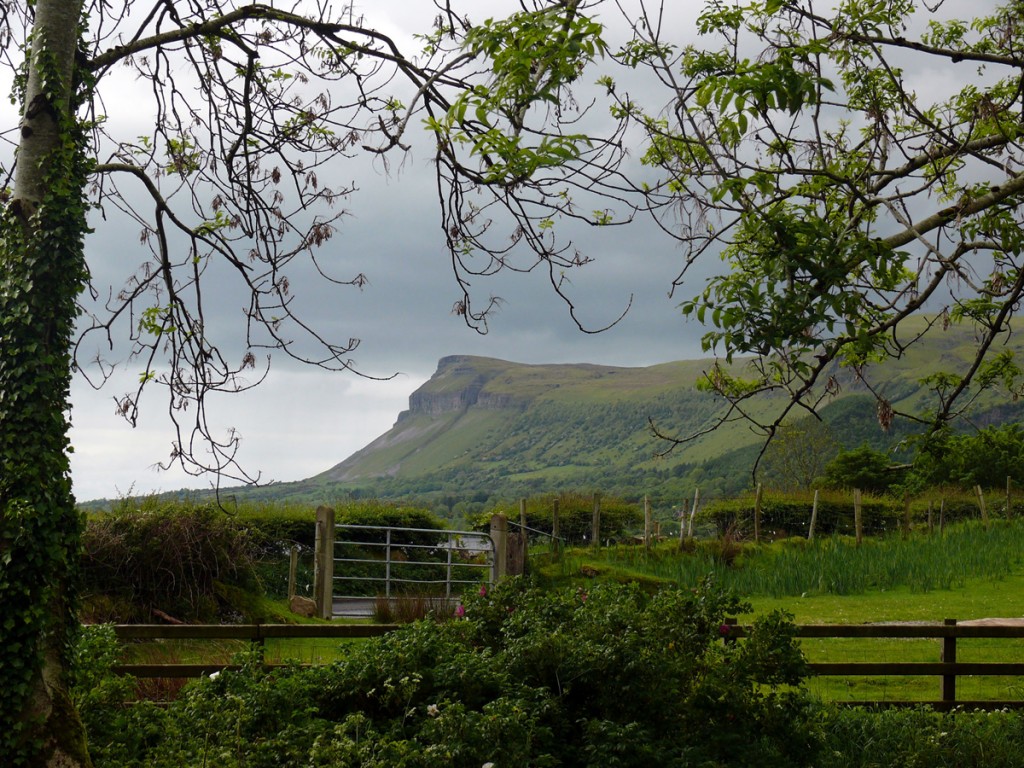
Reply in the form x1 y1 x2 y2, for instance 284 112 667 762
820 446 898 495
913 425 1024 491
760 418 840 491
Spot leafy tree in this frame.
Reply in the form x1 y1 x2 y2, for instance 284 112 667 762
761 417 840 491
608 1 1024 460
820 445 899 495
0 1 614 763
913 424 1024 490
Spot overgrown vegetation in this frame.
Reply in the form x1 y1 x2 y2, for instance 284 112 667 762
539 521 1024 598
82 503 262 623
73 576 1024 767
80 498 452 621
74 578 818 767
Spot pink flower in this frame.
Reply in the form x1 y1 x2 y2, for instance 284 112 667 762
719 624 731 637
479 585 488 597
455 604 466 618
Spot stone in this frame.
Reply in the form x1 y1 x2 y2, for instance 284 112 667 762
289 595 316 618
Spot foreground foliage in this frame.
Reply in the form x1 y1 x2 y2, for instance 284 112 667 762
77 579 817 767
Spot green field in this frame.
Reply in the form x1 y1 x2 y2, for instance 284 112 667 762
530 521 1024 704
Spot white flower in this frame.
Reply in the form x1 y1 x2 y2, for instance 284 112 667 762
208 671 220 680
427 704 440 717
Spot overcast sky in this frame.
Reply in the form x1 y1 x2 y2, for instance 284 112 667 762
51 0 715 501
3 0 1000 501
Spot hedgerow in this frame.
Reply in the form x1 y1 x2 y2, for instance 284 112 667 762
76 578 819 767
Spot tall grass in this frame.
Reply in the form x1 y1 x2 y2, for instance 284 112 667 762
545 520 1024 598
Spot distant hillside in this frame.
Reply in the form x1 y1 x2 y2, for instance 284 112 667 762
187 318 1024 517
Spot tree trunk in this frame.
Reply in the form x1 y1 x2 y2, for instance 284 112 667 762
1 0 92 765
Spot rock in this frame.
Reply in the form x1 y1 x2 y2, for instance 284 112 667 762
289 595 316 618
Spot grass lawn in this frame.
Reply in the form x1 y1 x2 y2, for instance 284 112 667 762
750 569 1024 703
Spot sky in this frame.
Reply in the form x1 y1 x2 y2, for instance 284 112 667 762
2 0 1002 501
54 0 712 501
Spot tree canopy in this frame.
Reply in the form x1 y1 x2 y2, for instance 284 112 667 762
604 0 1024 458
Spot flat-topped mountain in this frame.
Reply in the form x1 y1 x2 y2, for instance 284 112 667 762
204 317 1024 511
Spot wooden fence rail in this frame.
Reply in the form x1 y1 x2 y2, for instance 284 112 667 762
102 620 1024 709
109 623 398 678
729 619 1024 711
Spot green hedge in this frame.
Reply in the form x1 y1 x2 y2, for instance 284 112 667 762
481 491 643 544
701 491 988 539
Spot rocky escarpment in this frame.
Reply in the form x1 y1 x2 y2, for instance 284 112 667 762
397 355 524 421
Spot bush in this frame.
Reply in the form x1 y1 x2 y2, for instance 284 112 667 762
81 502 262 622
71 625 166 766
79 579 821 767
702 491 903 538
818 707 1024 768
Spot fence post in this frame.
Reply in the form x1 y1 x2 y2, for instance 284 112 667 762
678 499 689 545
688 488 700 538
288 545 299 600
490 513 508 583
313 505 335 621
941 618 957 706
551 498 560 561
644 495 652 551
976 485 990 529
927 501 934 535
854 489 863 546
722 616 738 647
591 493 601 549
1008 477 1013 520
808 490 819 541
754 483 763 544
254 623 266 665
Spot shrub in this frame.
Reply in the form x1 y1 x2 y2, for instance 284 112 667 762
81 502 262 622
79 579 821 767
71 625 166 766
702 490 902 538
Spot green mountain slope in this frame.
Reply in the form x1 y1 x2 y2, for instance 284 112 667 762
225 318 1024 513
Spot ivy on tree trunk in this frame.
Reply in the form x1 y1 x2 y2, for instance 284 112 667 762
1 0 92 764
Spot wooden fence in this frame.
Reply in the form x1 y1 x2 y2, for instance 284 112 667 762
109 623 396 678
104 619 1024 710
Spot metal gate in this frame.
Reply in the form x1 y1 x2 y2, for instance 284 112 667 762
331 524 494 617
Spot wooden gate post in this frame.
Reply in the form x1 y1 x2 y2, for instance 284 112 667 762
313 505 335 620
288 545 299 600
591 493 601 548
490 513 508 583
941 618 957 705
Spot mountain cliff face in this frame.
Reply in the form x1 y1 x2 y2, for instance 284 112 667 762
400 356 523 419
304 319 1024 505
